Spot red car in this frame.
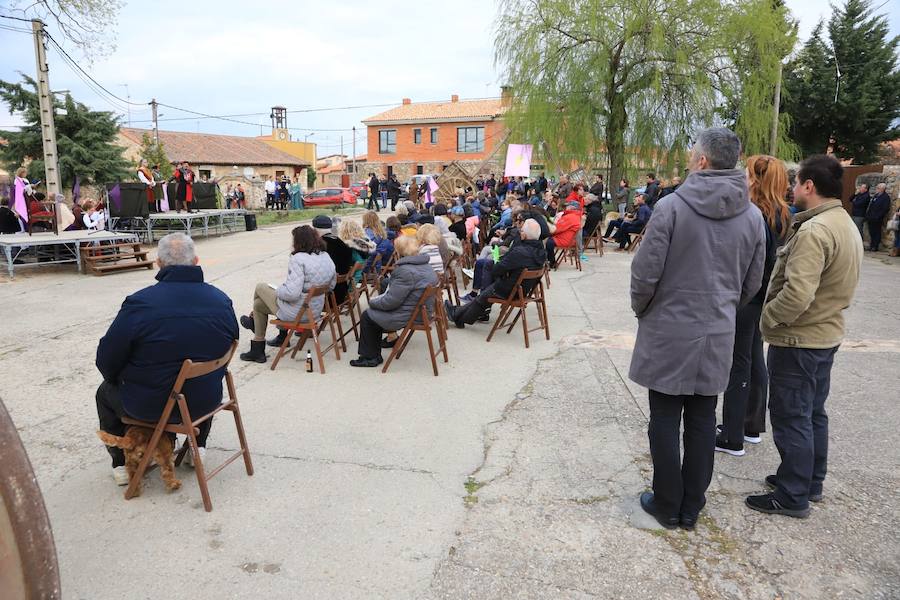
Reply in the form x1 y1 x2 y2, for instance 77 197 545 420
304 187 355 206
349 181 367 197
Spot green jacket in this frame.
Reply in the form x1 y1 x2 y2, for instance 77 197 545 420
761 199 863 349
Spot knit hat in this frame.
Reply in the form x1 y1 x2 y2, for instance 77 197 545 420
312 215 332 234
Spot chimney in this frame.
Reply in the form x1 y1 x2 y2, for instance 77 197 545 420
451 94 459 103
402 98 411 105
500 86 513 108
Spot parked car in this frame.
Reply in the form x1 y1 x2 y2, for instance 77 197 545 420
349 181 367 197
304 187 355 206
401 174 439 199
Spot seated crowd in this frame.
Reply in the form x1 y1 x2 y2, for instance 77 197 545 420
93 177 611 486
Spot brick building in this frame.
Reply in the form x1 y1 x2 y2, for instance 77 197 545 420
359 92 509 182
117 127 311 208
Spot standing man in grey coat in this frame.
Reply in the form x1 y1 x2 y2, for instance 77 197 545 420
630 127 766 530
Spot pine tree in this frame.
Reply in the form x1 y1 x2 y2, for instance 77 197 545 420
139 133 174 179
783 24 837 156
828 0 900 163
783 0 900 162
0 76 131 188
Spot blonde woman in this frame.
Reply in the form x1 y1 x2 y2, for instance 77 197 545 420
416 224 445 273
337 219 376 283
717 155 792 457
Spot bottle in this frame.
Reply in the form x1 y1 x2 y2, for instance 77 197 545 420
305 350 313 373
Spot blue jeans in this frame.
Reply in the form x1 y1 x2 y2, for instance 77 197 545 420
473 258 494 290
768 345 838 509
380 192 387 209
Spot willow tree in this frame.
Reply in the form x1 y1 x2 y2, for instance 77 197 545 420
495 0 728 186
719 0 798 158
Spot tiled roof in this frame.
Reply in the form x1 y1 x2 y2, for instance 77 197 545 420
363 98 506 124
119 128 310 167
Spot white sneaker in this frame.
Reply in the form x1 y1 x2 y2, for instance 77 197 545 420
461 268 474 279
186 446 206 468
744 433 762 444
112 466 130 486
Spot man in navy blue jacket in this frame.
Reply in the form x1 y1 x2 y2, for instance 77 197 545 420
865 182 891 251
95 232 239 485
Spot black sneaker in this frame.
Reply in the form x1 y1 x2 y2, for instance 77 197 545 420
349 356 383 368
639 492 679 529
714 433 745 456
746 493 810 518
239 314 255 332
765 475 822 503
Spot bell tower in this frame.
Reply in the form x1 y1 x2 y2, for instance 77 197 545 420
270 106 289 141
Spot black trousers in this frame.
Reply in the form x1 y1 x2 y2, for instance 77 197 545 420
768 345 837 509
389 195 399 211
721 302 767 444
648 390 717 519
366 196 378 211
357 310 386 360
453 285 495 324
866 219 883 250
96 381 212 468
604 218 623 238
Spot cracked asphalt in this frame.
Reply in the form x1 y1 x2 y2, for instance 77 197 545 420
1 222 897 599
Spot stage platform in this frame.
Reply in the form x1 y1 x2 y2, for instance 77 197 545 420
110 209 247 242
0 230 140 277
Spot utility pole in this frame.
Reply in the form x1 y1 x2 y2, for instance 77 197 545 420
352 126 356 179
150 98 159 146
31 19 61 199
340 135 344 170
769 60 783 157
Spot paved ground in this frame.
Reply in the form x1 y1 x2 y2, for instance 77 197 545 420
1 222 898 599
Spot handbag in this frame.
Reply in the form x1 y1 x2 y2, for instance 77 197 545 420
888 217 899 232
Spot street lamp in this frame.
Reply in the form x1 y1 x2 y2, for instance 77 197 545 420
304 133 315 143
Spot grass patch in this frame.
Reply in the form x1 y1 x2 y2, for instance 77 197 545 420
252 206 364 228
464 476 486 507
570 495 610 505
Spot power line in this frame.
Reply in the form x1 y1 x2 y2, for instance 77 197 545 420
43 30 144 106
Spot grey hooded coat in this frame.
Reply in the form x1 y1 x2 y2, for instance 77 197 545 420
629 169 766 397
367 254 439 331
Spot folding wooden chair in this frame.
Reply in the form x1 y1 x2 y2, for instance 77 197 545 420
269 285 341 373
442 255 462 306
486 267 550 349
330 263 364 350
121 341 252 512
626 226 647 252
372 251 398 296
360 253 382 302
584 222 605 255
382 284 448 376
554 244 582 271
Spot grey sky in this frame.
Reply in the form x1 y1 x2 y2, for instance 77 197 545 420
0 0 897 156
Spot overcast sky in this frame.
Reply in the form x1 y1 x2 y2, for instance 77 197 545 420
1 0 898 157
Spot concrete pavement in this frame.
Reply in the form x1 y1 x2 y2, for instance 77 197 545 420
0 224 897 598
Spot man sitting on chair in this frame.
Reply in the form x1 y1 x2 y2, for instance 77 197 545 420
95 233 239 486
446 219 546 328
613 193 652 251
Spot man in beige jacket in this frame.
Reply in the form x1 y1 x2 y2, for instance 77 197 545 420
747 155 863 518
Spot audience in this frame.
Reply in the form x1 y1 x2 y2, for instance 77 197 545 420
350 236 438 367
96 233 238 485
445 218 546 328
239 225 336 362
546 201 582 268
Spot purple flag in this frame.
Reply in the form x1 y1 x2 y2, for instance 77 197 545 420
72 175 80 202
108 183 122 212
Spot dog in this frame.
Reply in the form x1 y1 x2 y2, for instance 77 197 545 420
97 427 181 495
